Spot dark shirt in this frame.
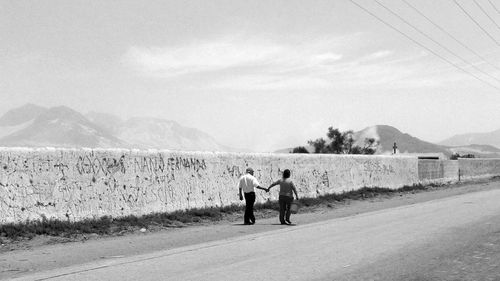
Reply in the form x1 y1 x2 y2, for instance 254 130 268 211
271 178 296 198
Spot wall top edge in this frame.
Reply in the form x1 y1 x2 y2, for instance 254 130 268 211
457 158 500 161
0 147 421 160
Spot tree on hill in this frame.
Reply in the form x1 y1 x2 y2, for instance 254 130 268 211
350 137 378 155
306 127 378 155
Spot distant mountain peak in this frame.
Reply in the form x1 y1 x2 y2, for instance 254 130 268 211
0 103 47 126
374 124 400 131
439 129 500 149
118 116 225 151
364 125 449 155
0 104 123 148
0 104 232 152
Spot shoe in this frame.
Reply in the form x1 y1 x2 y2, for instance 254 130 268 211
285 220 292 224
244 222 252 225
280 222 288 225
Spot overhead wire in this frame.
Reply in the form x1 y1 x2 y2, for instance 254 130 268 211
373 0 500 84
453 0 500 46
486 0 500 15
472 0 500 30
401 0 500 72
347 0 500 91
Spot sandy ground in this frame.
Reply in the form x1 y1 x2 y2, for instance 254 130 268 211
1 179 499 279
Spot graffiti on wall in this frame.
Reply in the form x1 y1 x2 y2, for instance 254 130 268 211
0 149 429 224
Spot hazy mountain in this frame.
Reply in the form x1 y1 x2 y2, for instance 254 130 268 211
85 111 124 135
439 129 500 149
0 106 124 148
87 112 232 151
116 117 229 151
452 144 500 152
0 104 231 151
0 103 47 126
448 144 500 158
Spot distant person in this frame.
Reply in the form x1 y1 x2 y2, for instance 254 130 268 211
238 167 267 225
267 169 299 225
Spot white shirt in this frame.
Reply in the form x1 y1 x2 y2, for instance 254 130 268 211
238 173 260 193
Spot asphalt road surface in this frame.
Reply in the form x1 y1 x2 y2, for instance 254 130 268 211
12 188 500 281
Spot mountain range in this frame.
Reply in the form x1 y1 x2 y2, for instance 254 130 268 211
278 125 500 158
0 104 231 152
2 104 500 157
357 125 500 158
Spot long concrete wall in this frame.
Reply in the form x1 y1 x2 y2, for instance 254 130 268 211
1 148 500 224
0 148 419 224
458 158 500 180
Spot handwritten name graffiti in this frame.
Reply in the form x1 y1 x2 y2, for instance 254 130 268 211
165 157 207 172
75 154 208 177
0 155 68 175
362 161 395 174
225 165 267 178
133 156 207 174
76 155 126 176
1 152 210 179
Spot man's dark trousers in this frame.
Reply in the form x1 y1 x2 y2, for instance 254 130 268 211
244 192 256 224
279 195 293 224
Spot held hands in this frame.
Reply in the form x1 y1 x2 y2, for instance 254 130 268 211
260 187 270 193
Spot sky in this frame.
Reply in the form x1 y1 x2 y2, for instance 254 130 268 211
1 0 500 152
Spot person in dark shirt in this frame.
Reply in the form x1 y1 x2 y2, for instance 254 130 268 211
267 169 299 225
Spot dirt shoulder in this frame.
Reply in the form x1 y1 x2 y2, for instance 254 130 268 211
1 179 500 279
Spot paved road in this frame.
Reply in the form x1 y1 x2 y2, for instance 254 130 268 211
14 188 500 281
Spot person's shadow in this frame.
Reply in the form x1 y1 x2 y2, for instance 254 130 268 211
231 223 296 226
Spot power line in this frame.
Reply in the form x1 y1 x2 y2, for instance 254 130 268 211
473 0 500 30
401 0 500 72
346 0 500 91
453 0 500 46
373 0 500 84
487 0 500 15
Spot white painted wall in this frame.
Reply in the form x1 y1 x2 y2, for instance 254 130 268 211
0 148 419 223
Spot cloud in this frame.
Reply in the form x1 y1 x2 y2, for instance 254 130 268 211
124 35 348 77
124 38 285 77
311 53 344 65
362 50 393 61
207 50 446 91
123 34 462 91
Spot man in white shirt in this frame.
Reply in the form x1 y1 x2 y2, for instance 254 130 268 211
238 167 267 225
